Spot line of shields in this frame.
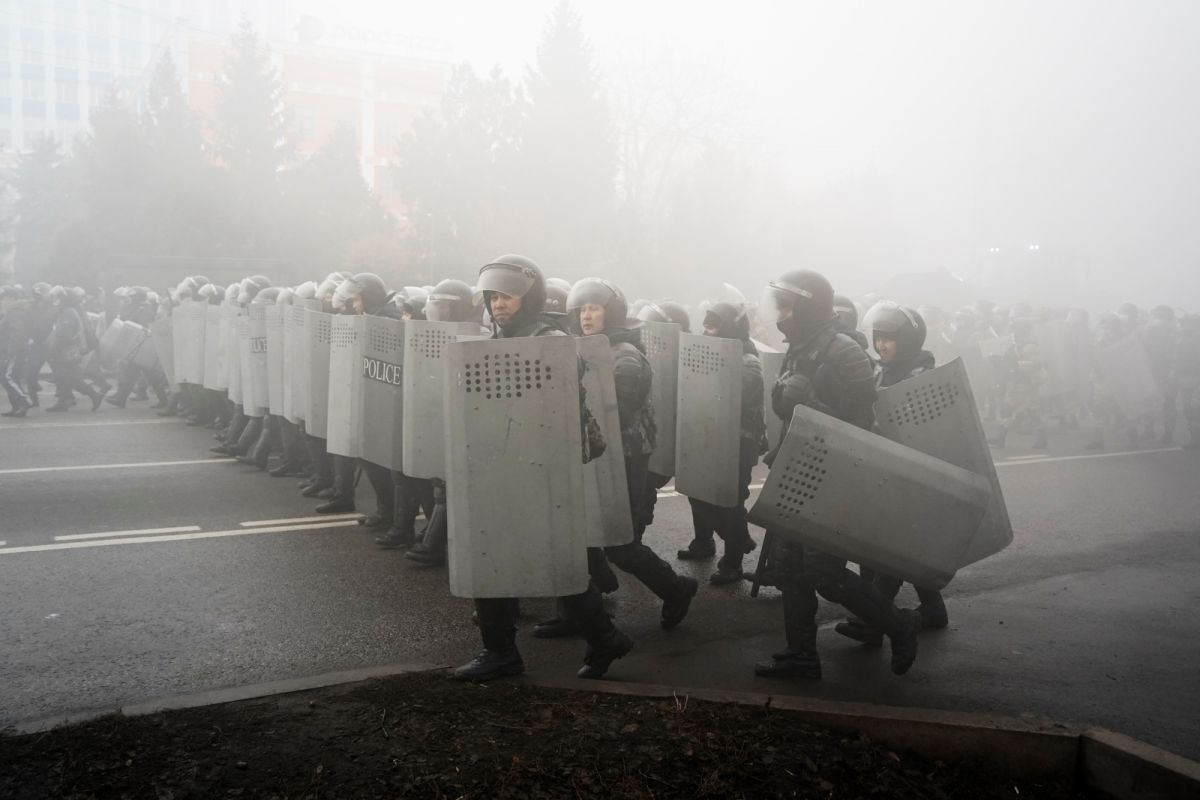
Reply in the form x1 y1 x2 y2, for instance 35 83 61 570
135 305 1159 601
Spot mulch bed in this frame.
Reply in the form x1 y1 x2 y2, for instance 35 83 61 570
1 671 1096 799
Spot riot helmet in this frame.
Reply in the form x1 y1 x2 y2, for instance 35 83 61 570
198 283 223 304
333 273 389 314
399 285 429 319
866 301 926 361
761 270 835 340
426 279 476 323
293 280 319 300
566 277 629 335
224 284 240 303
251 286 282 305
636 300 692 332
275 287 295 305
703 301 750 341
833 293 860 332
545 277 571 314
476 254 547 331
237 275 272 306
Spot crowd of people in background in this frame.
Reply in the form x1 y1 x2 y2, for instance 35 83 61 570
1 268 1197 682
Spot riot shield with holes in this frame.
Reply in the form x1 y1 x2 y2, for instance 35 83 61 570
756 341 786 451
578 335 635 548
151 317 175 387
203 305 224 391
265 305 285 415
359 315 405 469
283 304 304 423
325 314 363 457
99 319 139 367
874 358 1013 567
219 303 238 391
305 308 332 438
1095 332 1163 421
172 305 188 382
641 321 680 477
444 337 589 598
401 320 479 479
674 333 743 507
246 305 270 416
237 315 259 414
749 402 992 589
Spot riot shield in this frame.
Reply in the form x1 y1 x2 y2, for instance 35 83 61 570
444 336 589 598
99 320 142 367
756 341 786 452
129 324 159 371
325 314 363 458
172 306 188 383
150 317 175 387
203 305 224 391
1032 320 1078 398
237 315 261 416
641 321 680 477
977 334 1014 360
749 402 993 589
246 305 270 417
578 335 635 548
305 309 332 438
359 315 405 470
1095 333 1162 421
218 303 237 392
401 320 480 479
283 304 305 424
874 358 1013 568
226 309 242 406
186 300 207 386
674 333 743 507
265 305 285 416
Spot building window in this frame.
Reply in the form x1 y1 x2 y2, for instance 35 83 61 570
88 34 109 60
21 28 43 62
56 103 79 120
54 30 76 57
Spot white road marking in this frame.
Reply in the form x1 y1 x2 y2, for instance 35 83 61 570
240 513 362 527
0 458 235 476
995 446 1182 467
1003 454 1051 461
658 482 764 499
55 525 202 542
0 520 361 556
0 542 5 547
0 419 178 431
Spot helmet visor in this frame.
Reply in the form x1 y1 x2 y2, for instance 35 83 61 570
864 301 919 335
473 263 536 305
759 282 811 326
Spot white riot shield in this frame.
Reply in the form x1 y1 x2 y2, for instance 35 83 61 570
874 358 1013 568
99 320 142 366
675 333 743 507
226 309 242 405
325 314 363 458
578 335 635 548
237 316 260 416
98 319 125 366
217 304 237 391
750 402 993 589
130 324 159 371
401 321 480 479
305 309 332 438
1095 333 1162 421
444 336 589 598
265 305 285 416
359 315 405 470
757 341 785 451
247 305 270 417
186 301 207 386
172 306 187 382
283 304 305 423
1032 320 1077 398
203 305 224 391
150 317 175 387
641 321 680 477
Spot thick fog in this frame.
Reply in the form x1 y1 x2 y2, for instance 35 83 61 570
307 0 1200 309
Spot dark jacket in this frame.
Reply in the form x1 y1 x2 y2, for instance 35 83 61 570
0 303 30 358
607 326 656 459
47 306 86 363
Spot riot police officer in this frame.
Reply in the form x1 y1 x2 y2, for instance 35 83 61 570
0 285 33 416
546 278 698 633
689 301 765 584
836 303 948 645
43 286 104 412
454 255 633 682
754 270 920 679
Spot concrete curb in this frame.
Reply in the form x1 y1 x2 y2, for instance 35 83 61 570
8 664 1198 799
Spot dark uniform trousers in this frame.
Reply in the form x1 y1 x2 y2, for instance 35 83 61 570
474 585 617 654
687 442 756 567
601 452 681 601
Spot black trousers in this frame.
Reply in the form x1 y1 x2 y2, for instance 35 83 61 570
687 444 756 567
474 584 615 653
602 452 681 601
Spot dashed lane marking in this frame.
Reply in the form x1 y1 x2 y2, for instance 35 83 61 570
0 520 361 556
240 513 362 527
0 419 178 431
55 525 202 542
0 458 236 475
995 446 1183 467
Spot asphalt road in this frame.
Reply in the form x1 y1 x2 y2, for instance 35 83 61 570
1 402 1198 761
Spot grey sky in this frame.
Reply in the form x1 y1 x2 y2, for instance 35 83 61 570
297 0 1200 306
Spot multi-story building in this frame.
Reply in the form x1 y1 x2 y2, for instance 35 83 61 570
0 0 450 216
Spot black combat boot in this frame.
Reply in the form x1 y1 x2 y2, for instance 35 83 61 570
755 581 822 679
577 629 634 679
406 497 447 565
454 603 523 682
660 576 698 630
